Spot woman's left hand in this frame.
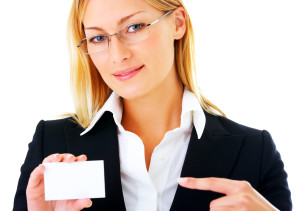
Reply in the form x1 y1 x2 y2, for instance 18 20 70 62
178 177 279 211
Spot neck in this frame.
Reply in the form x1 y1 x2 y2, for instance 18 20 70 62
121 75 184 141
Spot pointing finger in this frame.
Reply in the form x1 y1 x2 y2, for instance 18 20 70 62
178 177 248 195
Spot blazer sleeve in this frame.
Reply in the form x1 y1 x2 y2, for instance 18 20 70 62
258 130 292 211
13 120 45 211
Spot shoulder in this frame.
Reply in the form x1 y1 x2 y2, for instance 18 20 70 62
203 112 277 150
33 116 83 142
220 115 262 135
206 112 277 157
38 111 114 136
204 111 265 137
43 116 80 129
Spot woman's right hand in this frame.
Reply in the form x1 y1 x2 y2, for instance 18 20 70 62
26 153 93 211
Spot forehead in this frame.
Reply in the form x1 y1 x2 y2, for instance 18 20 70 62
83 0 157 29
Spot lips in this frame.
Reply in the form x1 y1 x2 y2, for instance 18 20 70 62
113 65 144 76
113 65 144 81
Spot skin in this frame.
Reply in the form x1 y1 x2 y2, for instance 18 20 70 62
26 0 279 210
82 0 186 170
178 177 279 211
26 154 92 210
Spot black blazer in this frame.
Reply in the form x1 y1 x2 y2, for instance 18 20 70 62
13 111 292 211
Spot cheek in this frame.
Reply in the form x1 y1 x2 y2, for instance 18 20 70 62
88 27 174 91
139 29 174 71
90 55 109 78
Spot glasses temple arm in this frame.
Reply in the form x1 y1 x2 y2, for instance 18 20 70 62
148 9 174 26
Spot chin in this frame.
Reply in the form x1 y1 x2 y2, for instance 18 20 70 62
114 84 149 101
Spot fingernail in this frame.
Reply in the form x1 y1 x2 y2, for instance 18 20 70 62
178 178 188 183
80 154 86 158
86 200 93 208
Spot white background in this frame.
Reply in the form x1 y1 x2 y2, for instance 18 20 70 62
1 0 299 210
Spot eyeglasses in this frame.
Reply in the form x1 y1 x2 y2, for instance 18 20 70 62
77 9 174 55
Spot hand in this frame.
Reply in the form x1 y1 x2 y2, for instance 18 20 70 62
26 153 93 211
178 177 279 211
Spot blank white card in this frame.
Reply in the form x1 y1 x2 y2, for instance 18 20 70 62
44 160 105 201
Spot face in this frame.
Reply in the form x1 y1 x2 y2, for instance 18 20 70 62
82 0 185 100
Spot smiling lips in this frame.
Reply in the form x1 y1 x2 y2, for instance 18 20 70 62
113 65 144 81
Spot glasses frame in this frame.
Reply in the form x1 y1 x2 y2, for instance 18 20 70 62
77 9 174 55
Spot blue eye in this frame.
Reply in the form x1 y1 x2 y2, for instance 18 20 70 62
127 23 146 33
89 35 106 43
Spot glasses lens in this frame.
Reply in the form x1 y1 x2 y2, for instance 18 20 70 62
80 35 109 54
119 23 150 44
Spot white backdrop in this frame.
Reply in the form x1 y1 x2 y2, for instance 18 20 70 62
1 0 299 210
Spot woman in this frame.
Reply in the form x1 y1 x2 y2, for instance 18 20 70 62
13 0 292 210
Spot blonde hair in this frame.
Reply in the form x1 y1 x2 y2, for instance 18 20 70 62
63 0 226 128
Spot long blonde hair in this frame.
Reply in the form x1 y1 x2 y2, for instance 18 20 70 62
63 0 226 128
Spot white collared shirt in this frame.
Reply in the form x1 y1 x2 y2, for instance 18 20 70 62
80 86 206 211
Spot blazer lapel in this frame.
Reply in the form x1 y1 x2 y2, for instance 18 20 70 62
64 112 126 211
63 110 245 210
170 112 246 211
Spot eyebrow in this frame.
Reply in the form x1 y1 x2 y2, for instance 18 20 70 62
84 11 145 31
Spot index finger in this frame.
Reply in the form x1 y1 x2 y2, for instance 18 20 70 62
42 153 63 163
178 177 242 195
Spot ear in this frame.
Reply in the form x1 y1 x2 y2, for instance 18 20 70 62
172 6 187 40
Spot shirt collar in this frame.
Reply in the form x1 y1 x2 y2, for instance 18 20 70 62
181 87 206 139
80 86 206 139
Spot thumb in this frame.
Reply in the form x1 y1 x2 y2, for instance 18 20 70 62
72 198 93 210
27 164 45 189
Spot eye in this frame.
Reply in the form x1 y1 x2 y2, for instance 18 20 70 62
89 35 106 43
127 23 146 33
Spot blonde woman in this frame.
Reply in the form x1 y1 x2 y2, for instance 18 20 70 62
13 0 292 210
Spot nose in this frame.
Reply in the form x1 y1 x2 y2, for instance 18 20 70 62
109 34 132 64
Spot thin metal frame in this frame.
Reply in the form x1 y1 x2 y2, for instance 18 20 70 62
77 9 174 55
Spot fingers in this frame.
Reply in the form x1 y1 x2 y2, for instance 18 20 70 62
210 193 251 208
210 206 236 211
42 153 74 163
75 154 87 162
27 164 45 190
42 153 87 164
28 154 86 190
178 177 277 211
209 186 278 211
42 153 63 163
178 177 246 195
72 198 93 210
60 154 75 163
